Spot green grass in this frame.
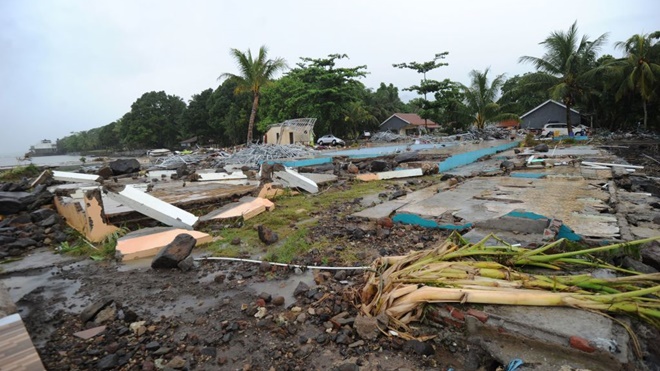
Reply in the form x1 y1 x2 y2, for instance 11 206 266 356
205 179 393 262
0 164 41 181
57 227 128 261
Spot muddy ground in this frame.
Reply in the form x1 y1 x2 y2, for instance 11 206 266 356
4 140 660 370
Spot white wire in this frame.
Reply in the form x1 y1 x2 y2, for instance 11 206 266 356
195 256 369 271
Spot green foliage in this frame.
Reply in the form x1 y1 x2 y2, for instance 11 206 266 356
0 164 40 181
57 227 128 261
519 21 608 133
462 68 519 129
499 73 551 115
180 88 214 145
264 227 311 263
117 91 187 149
219 45 288 144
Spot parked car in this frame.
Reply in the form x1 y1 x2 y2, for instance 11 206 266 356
539 123 588 138
317 135 345 146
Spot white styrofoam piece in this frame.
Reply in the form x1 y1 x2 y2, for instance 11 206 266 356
105 185 198 229
53 170 102 183
377 168 423 180
198 171 247 181
274 168 318 193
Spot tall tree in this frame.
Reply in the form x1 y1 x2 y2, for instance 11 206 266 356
612 32 660 129
462 68 518 129
499 73 551 115
393 52 449 130
181 88 214 144
519 21 607 134
218 46 287 144
118 91 186 149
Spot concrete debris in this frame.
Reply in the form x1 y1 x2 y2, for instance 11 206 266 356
103 185 199 229
274 168 319 193
115 227 212 261
221 144 319 167
52 170 102 184
356 168 423 182
197 171 247 182
257 183 286 199
53 188 119 243
199 197 274 222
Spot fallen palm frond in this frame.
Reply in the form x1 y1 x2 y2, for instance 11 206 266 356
360 232 660 334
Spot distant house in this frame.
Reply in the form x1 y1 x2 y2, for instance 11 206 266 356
263 118 317 145
520 100 581 130
496 119 520 129
29 139 57 156
379 113 440 135
180 136 198 148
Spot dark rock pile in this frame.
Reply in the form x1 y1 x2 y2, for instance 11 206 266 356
0 181 68 259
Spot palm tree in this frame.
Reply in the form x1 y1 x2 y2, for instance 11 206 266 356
219 46 287 144
462 68 517 129
612 32 660 129
519 21 607 134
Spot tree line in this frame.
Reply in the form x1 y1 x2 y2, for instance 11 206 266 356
57 23 660 153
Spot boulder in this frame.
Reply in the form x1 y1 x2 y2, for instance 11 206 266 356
37 214 61 228
97 166 114 179
151 233 197 269
176 164 190 178
109 158 141 175
641 241 660 271
0 198 22 215
370 160 390 172
533 143 549 152
394 151 420 164
257 225 279 245
30 208 56 222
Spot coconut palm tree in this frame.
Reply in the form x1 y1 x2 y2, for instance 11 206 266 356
519 21 607 134
612 32 660 129
219 46 287 144
462 68 518 129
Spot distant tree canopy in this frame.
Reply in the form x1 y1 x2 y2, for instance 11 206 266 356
56 28 660 154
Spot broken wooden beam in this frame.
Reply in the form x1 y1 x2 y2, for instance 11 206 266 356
103 185 198 229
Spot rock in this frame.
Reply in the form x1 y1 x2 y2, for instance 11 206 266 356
335 333 351 345
97 354 119 370
533 143 549 152
258 292 272 302
621 256 657 274
30 208 56 222
354 315 379 340
146 341 160 350
177 255 195 272
166 356 187 369
403 340 434 356
9 214 31 226
151 233 196 269
153 347 171 356
257 225 279 245
641 242 660 271
109 158 141 175
37 214 60 228
231 237 241 245
336 363 360 371
0 198 24 215
272 296 285 306
370 160 389 172
334 270 347 281
97 166 114 179
394 151 420 164
81 299 114 323
346 163 359 174
376 217 394 229
176 164 189 178
94 305 117 324
500 160 515 173
293 281 310 297
141 361 155 371
389 190 406 200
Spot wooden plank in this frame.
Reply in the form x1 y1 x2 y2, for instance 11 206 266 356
53 170 102 183
116 228 212 261
105 185 198 229
0 314 46 371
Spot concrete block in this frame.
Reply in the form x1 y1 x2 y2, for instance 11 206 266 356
274 168 318 193
54 188 119 243
116 227 211 261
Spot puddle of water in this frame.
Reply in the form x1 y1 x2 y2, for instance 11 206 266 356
249 270 316 305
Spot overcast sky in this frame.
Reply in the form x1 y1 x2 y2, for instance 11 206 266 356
1 0 658 155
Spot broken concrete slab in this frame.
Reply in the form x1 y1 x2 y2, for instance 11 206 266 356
353 201 408 220
197 171 247 181
356 168 423 182
73 325 106 340
115 227 211 261
274 168 318 193
53 188 119 243
53 170 102 183
200 197 275 222
104 185 198 229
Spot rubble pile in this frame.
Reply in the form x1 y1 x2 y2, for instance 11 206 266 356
0 181 68 259
219 144 319 167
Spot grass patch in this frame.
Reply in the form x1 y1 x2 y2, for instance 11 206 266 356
206 179 390 259
0 164 41 181
57 227 128 261
264 227 312 263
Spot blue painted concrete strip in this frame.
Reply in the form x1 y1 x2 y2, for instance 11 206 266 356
552 135 589 141
267 157 332 167
438 141 519 172
510 172 546 179
505 211 580 241
393 213 473 231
